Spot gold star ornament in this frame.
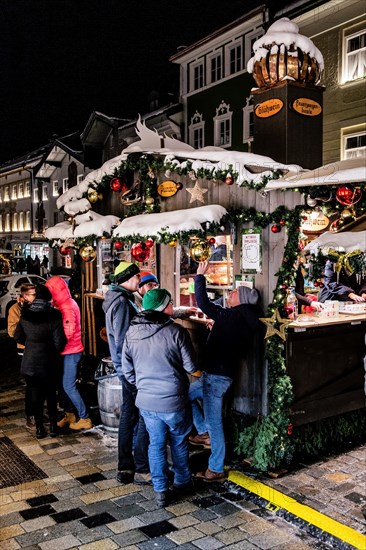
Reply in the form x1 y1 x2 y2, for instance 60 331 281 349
186 181 208 204
259 309 292 341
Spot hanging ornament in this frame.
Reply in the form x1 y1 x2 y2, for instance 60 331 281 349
59 245 71 256
145 238 154 249
225 174 234 186
176 182 183 190
306 197 317 207
66 215 74 223
313 280 320 287
168 240 177 247
145 196 155 206
114 241 123 250
186 182 208 204
330 218 343 232
88 189 99 203
165 169 172 178
209 237 216 245
131 242 150 262
271 224 281 233
335 185 362 206
340 207 356 221
79 245 96 263
110 178 126 193
279 219 286 226
189 240 212 262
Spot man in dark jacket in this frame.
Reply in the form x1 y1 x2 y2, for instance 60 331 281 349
122 288 199 507
319 260 366 302
190 260 263 482
102 261 150 485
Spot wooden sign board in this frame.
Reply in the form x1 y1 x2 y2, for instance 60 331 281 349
157 180 178 197
255 98 283 118
292 98 322 116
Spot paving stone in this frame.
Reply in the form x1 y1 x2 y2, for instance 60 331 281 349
138 535 178 549
38 533 81 549
209 501 239 516
77 539 119 550
18 503 57 520
215 527 249 544
107 502 145 519
195 520 223 536
165 525 203 544
108 516 145 534
249 527 292 549
26 494 58 507
20 515 56 532
344 491 366 505
111 529 148 547
75 525 116 545
190 535 224 549
191 508 218 522
225 542 258 549
168 514 200 529
136 509 175 525
14 519 88 546
113 492 148 506
0 538 20 549
51 507 87 523
76 472 107 485
0 524 25 542
81 511 117 528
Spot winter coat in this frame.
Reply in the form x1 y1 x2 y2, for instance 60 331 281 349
319 261 366 302
45 276 84 355
194 274 263 379
102 285 139 378
7 302 25 351
14 300 66 377
122 310 198 413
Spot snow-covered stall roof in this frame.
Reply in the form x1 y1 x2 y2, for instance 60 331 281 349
264 158 366 190
304 230 366 253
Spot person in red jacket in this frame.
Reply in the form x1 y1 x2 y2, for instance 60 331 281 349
45 276 92 431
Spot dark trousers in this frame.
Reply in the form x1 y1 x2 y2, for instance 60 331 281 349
118 376 149 473
24 375 58 425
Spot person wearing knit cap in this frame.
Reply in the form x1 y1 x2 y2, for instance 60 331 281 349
122 288 199 507
189 261 263 482
103 261 150 485
133 271 159 310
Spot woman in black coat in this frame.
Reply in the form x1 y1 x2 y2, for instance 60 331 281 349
14 284 67 438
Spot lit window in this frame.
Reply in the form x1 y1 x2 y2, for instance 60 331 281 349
191 61 204 91
4 186 10 202
52 180 59 196
0 214 2 231
19 211 24 231
63 178 69 193
343 131 366 159
344 29 366 82
33 188 38 203
243 96 254 143
12 184 17 200
5 213 10 232
209 53 222 83
188 111 205 149
24 181 31 197
18 182 24 198
214 101 232 148
25 211 31 231
42 185 48 201
13 212 18 231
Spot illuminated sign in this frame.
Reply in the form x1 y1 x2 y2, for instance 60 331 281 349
157 180 178 197
292 98 322 116
255 99 283 118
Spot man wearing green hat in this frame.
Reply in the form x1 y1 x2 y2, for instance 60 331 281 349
122 288 199 507
103 261 150 485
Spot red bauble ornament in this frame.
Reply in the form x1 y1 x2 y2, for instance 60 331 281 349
131 242 150 262
335 185 361 206
313 280 320 287
271 224 281 233
145 238 154 249
287 423 293 435
209 237 216 245
318 282 324 288
225 175 234 185
281 283 288 290
114 241 123 250
110 178 126 193
279 219 286 226
59 245 71 256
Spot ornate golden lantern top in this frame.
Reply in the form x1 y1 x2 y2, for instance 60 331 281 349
247 18 324 89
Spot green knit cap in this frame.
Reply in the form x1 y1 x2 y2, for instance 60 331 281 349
111 261 139 284
142 288 172 312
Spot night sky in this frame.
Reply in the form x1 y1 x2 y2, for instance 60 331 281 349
0 0 268 164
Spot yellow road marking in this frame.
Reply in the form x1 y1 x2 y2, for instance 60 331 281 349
228 470 366 550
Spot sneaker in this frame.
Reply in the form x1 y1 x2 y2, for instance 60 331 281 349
188 432 211 448
69 417 93 431
57 412 77 428
26 416 36 430
195 468 227 482
116 470 134 484
134 472 152 485
154 490 171 507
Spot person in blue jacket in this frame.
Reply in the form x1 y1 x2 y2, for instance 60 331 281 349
103 261 150 485
189 260 263 482
319 260 366 302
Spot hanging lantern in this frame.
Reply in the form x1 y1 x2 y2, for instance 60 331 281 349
145 238 154 249
110 178 125 193
271 224 281 233
88 189 99 203
114 241 123 250
335 185 361 206
189 240 212 262
79 245 96 263
59 245 71 256
145 196 155 206
225 175 234 186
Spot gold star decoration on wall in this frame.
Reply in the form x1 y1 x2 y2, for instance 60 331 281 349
259 309 292 341
186 181 208 204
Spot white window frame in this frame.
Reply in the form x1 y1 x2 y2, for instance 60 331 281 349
19 211 24 231
0 214 2 231
0 189 2 203
245 29 263 66
25 211 31 231
52 180 59 197
342 130 366 159
18 182 24 198
11 184 17 200
214 101 232 148
188 111 205 149
190 60 205 91
42 184 48 201
62 178 69 193
342 28 366 83
207 51 223 84
33 188 38 203
225 38 243 76
4 186 10 202
5 213 10 232
243 104 254 143
77 174 84 184
13 212 18 231
24 181 31 197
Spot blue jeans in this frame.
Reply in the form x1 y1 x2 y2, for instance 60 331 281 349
199 372 233 474
118 376 149 473
63 353 88 419
188 377 207 435
140 407 192 493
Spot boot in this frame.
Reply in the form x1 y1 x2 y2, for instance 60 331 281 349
57 412 76 428
35 421 47 439
69 417 93 430
49 419 60 438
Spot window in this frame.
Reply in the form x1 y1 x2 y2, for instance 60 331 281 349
77 174 84 184
24 181 31 197
5 213 10 232
191 61 204 91
188 111 205 149
25 211 31 231
343 29 366 82
42 185 48 201
245 29 263 65
63 178 69 193
0 214 2 231
214 101 232 148
52 180 59 196
19 211 24 231
11 184 17 200
343 131 366 159
243 96 254 143
208 52 222 83
18 182 24 198
4 186 9 202
13 212 18 231
226 39 242 75
33 188 38 203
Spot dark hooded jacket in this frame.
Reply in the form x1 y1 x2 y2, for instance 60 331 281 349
319 260 366 302
194 274 263 379
122 310 198 413
14 295 66 377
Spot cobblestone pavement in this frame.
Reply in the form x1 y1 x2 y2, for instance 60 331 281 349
0 329 365 550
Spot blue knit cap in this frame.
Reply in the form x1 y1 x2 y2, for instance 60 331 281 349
138 271 159 289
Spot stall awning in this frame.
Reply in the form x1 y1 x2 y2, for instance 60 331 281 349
113 205 227 238
304 230 366 253
264 158 366 191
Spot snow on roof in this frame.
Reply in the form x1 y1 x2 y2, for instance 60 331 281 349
113 205 227 238
304 230 366 254
45 211 120 241
247 18 324 74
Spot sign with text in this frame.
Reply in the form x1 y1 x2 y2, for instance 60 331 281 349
157 180 178 197
255 98 283 118
292 98 322 117
241 230 262 273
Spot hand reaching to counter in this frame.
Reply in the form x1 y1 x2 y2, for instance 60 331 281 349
349 292 365 303
197 260 209 275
